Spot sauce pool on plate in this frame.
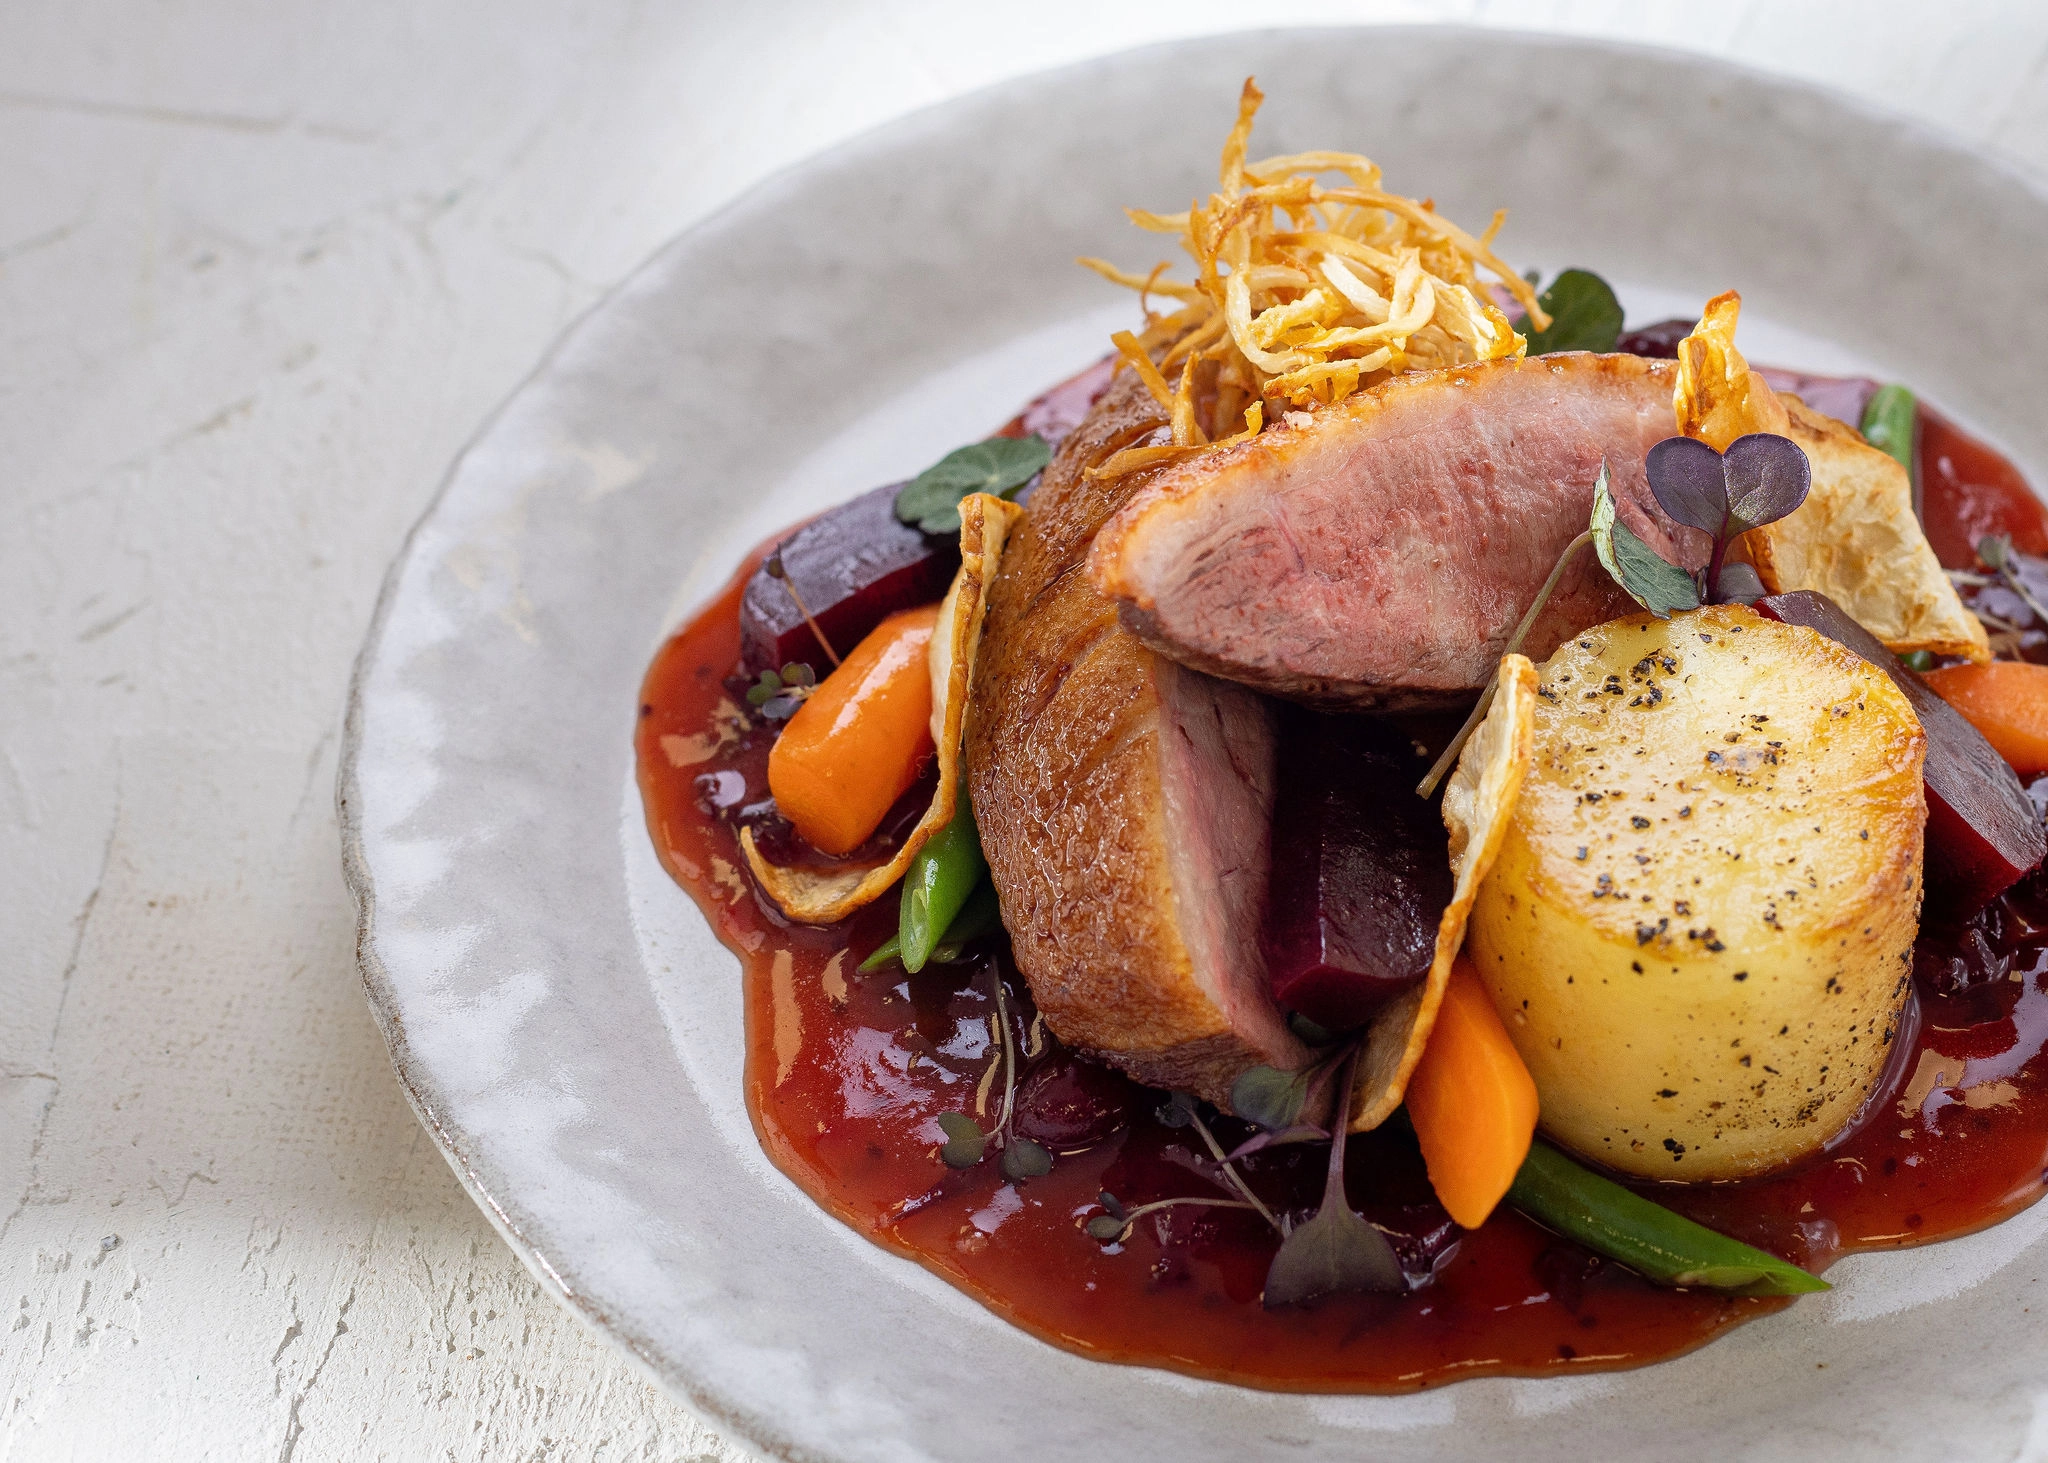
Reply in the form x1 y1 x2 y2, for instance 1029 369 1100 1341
633 382 2048 1391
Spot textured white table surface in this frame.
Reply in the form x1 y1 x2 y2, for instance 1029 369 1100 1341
5 3 2048 1458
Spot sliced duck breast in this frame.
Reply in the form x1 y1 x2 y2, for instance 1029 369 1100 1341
1087 354 1699 709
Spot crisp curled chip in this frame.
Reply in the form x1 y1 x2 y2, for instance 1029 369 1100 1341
1674 292 1987 663
739 492 1024 922
1673 290 1790 449
1348 654 1537 1131
1754 399 1990 660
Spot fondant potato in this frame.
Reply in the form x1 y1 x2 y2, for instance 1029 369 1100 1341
1466 605 1925 1180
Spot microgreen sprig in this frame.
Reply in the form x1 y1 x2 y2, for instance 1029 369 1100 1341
933 959 1053 1181
1085 1091 1283 1248
762 549 840 667
744 661 818 721
1418 434 1811 798
1636 433 1810 608
1085 1190 1267 1244
1228 1039 1353 1135
1261 1043 1405 1307
1977 534 2048 628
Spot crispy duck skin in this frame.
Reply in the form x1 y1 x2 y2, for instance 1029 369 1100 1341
1087 354 1701 709
968 369 1310 1105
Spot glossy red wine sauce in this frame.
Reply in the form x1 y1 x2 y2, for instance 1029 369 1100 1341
634 375 2048 1391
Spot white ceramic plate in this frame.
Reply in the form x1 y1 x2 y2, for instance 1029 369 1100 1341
341 28 2048 1462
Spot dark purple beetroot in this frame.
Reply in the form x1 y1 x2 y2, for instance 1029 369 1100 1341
1913 776 2048 994
1615 318 1694 358
1259 708 1451 1032
1756 590 2047 917
740 481 959 673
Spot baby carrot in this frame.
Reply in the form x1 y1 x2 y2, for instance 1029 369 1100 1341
1404 956 1539 1230
1922 660 2048 777
769 603 940 856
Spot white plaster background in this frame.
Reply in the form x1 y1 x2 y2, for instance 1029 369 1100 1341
4 2 2048 1458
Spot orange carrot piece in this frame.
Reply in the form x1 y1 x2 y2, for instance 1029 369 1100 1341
1923 661 2048 777
768 604 940 856
1404 956 1540 1230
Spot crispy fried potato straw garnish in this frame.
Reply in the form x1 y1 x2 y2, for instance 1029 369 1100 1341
741 494 1024 923
1674 292 1988 662
1350 655 1537 1132
1077 77 1540 445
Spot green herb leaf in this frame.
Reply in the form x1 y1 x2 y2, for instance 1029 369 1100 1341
1098 1190 1127 1222
894 435 1052 535
1524 269 1624 356
936 1111 987 1169
1262 1199 1405 1308
1000 1138 1053 1181
744 668 783 707
779 662 817 688
1085 1214 1128 1241
1591 463 1701 619
1230 1064 1309 1131
1899 650 1935 673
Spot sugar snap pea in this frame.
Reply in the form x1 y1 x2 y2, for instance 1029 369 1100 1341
897 794 988 973
1507 1140 1828 1296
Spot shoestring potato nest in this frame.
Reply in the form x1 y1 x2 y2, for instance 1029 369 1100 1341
1079 78 1547 481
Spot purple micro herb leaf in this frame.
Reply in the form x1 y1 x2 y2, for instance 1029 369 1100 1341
1261 1045 1404 1307
1645 436 1730 536
1723 433 1812 533
1640 432 1811 605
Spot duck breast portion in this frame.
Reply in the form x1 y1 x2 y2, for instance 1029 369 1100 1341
968 371 1309 1104
1087 354 1697 709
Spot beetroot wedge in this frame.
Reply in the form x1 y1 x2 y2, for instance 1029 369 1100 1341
1756 590 2046 917
740 482 959 673
1259 708 1451 1032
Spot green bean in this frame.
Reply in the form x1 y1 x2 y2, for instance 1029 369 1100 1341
897 793 987 973
1862 383 1919 510
857 933 903 974
1507 1141 1828 1296
858 878 1000 973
